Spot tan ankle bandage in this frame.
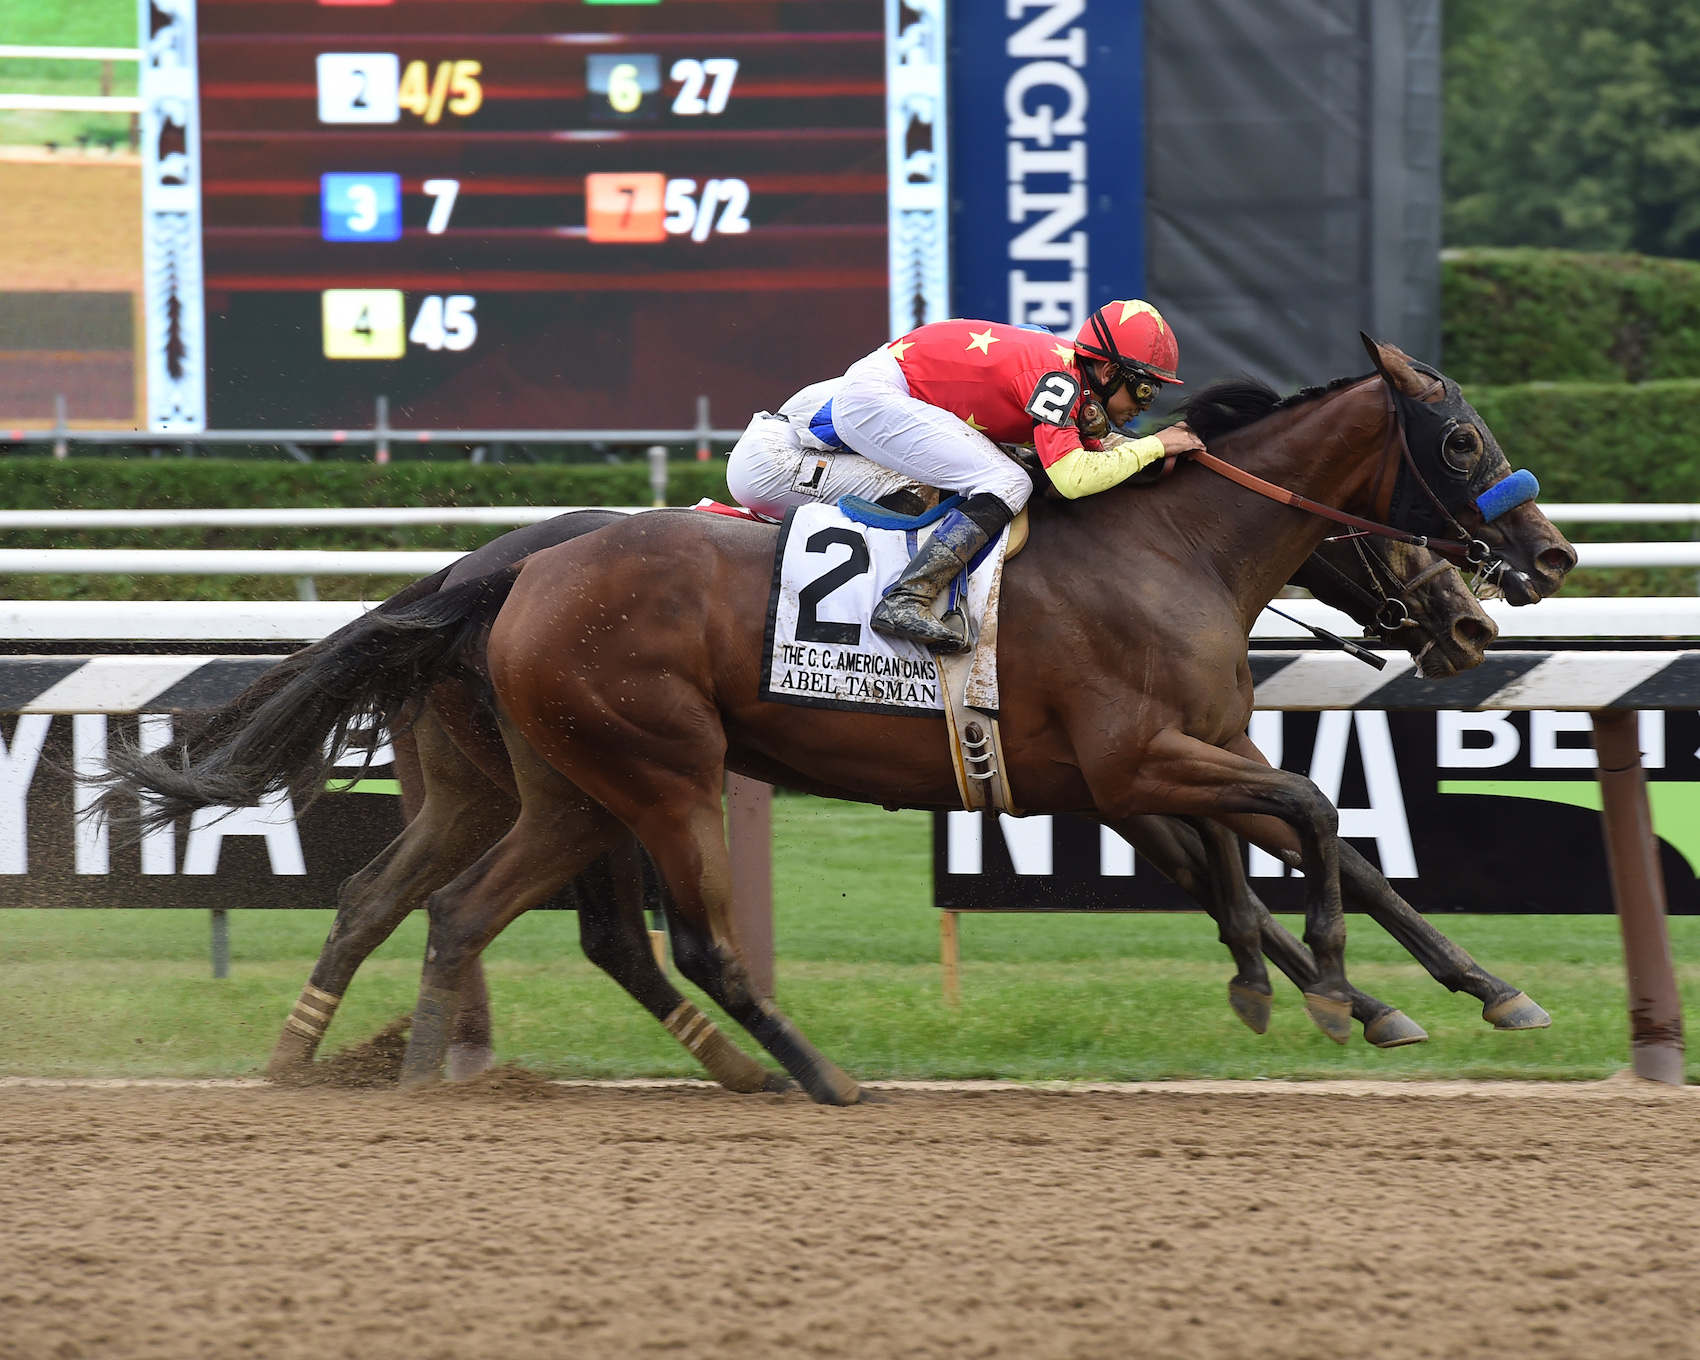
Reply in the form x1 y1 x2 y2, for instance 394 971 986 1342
662 1001 715 1057
283 983 341 1041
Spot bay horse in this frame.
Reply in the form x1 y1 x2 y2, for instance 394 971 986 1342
239 370 1512 1084
106 339 1573 1101
261 517 1500 1086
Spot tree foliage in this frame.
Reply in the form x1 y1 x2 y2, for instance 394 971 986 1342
1445 0 1700 259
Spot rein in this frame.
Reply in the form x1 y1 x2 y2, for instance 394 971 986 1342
1185 378 1491 567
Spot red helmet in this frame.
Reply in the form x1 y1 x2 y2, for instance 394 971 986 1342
1073 300 1182 392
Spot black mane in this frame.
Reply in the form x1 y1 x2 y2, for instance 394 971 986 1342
1174 372 1373 443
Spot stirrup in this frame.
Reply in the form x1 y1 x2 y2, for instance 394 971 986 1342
871 598 971 653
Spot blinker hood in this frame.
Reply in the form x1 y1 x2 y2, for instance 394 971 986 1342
1366 342 1537 540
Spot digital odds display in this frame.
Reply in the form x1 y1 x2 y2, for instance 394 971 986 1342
197 0 888 430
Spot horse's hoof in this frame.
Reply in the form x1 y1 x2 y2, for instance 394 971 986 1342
1363 1009 1429 1048
1228 981 1272 1035
801 1065 862 1106
854 1087 893 1104
1483 991 1551 1030
760 1070 796 1094
1302 992 1353 1044
446 1042 496 1082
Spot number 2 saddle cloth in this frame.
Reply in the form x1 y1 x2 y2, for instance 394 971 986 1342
758 496 1026 813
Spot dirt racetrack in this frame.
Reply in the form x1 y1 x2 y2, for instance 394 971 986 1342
1 1078 1696 1360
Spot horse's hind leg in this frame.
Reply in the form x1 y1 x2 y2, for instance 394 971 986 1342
576 838 787 1093
1181 817 1271 1033
1338 843 1549 1030
582 769 857 1105
398 725 624 1087
268 713 516 1079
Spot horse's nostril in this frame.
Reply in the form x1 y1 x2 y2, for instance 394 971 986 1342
1539 545 1578 575
1453 616 1497 649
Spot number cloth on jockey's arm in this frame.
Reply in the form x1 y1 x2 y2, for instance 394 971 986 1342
888 320 1167 500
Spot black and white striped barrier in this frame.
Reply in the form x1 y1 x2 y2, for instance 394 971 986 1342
7 650 1700 714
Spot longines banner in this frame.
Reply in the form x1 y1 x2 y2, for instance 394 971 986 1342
933 709 1700 915
1 714 402 908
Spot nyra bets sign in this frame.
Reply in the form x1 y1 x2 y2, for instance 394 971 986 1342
949 0 1145 330
935 709 1700 915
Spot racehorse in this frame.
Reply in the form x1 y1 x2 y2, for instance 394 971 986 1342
108 340 1574 1102
254 517 1500 1086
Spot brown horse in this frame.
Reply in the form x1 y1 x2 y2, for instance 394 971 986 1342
309 526 1506 1085
103 339 1572 1103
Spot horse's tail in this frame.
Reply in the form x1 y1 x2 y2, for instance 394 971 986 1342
100 563 520 833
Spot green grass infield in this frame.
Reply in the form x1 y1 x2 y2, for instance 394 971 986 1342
1 796 1695 1082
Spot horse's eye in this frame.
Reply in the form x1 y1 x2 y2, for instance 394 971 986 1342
1442 424 1482 475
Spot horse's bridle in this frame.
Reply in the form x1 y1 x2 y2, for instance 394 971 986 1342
1187 374 1508 570
1303 532 1454 636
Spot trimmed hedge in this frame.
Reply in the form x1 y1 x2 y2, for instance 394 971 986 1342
1464 379 1700 503
1442 248 1700 385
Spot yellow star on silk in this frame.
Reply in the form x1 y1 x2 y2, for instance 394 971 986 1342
887 338 914 360
963 414 987 432
1117 299 1164 332
965 327 999 354
1052 342 1076 363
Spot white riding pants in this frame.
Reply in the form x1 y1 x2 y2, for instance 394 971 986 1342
726 377 921 520
831 347 1033 513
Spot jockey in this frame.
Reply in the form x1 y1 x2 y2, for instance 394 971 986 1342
834 300 1202 651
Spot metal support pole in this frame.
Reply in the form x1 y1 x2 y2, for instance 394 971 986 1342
725 773 774 998
940 910 961 1007
52 394 67 460
373 394 390 465
295 576 318 601
695 394 712 462
1592 709 1685 1084
647 444 669 507
209 908 230 979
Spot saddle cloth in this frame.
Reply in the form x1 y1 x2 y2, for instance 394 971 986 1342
760 501 1010 719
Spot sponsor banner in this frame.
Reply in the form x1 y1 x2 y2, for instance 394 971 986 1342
949 0 1144 332
934 709 1700 914
2 714 399 908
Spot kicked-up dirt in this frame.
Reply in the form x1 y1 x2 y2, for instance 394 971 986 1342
0 1080 1696 1360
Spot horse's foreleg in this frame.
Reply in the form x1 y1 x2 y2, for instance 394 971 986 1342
1115 730 1353 1043
576 838 788 1093
1337 843 1549 1030
1114 815 1422 1044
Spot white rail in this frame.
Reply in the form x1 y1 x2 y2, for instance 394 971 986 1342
0 540 1694 574
1542 504 1700 523
0 549 462 575
3 597 1697 643
0 506 644 529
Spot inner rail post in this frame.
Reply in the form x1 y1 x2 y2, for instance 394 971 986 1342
1591 708 1685 1083
725 773 774 998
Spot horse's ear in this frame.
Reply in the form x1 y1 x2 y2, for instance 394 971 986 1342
1358 331 1434 400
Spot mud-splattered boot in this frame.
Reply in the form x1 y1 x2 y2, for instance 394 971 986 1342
870 509 990 654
